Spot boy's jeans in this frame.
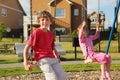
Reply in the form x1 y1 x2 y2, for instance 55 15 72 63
37 58 67 80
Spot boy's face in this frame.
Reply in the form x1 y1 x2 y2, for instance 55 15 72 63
39 17 51 29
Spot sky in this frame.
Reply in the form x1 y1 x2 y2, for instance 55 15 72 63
18 0 118 29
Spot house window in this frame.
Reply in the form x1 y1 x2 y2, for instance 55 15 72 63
55 8 65 18
1 8 7 16
92 16 98 22
74 9 79 16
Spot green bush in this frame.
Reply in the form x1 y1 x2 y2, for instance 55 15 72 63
70 30 78 38
117 23 120 32
0 22 6 41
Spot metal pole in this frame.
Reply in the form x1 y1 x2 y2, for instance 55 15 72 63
30 0 32 33
106 0 120 54
54 0 56 35
30 0 33 55
116 0 118 29
98 0 101 52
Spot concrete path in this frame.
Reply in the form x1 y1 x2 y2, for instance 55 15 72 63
0 60 120 68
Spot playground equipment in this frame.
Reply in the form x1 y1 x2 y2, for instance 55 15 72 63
106 0 120 54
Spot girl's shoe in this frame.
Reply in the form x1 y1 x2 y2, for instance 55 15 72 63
84 59 93 64
100 75 107 80
106 71 112 80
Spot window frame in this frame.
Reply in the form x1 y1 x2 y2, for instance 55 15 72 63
55 8 65 18
74 9 79 16
1 8 7 16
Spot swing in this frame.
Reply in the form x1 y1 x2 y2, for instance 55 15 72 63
84 0 120 64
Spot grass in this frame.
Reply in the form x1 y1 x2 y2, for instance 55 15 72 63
0 52 120 64
0 37 120 76
0 64 120 76
0 38 21 44
0 38 120 64
0 54 21 64
0 67 40 76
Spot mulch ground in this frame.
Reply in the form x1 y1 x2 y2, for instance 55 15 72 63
0 71 120 80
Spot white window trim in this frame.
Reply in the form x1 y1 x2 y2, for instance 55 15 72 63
74 9 79 16
1 8 7 16
55 8 65 18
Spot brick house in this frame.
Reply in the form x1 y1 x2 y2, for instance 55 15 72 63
23 0 87 41
88 11 105 31
0 0 26 37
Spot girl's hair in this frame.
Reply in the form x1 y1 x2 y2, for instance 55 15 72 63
86 18 91 31
37 10 53 23
77 19 91 34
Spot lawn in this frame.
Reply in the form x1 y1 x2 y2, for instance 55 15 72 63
0 38 120 64
0 38 120 76
0 64 120 76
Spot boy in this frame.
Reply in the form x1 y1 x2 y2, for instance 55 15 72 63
23 10 67 80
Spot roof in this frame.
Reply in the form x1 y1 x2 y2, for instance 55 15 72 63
48 0 73 6
66 0 73 5
48 0 55 6
0 0 26 15
17 0 26 15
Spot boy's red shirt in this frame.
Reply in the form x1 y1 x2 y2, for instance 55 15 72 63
27 28 55 61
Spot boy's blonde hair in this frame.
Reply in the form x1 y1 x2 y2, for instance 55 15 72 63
37 10 53 23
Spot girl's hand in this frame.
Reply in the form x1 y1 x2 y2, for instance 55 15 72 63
96 22 100 28
96 22 100 31
58 57 61 63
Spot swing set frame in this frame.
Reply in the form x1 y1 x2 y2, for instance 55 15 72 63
106 0 120 54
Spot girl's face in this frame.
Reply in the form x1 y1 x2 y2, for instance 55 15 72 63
39 17 51 29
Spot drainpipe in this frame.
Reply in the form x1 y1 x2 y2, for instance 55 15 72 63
30 0 33 33
98 0 101 52
69 4 72 33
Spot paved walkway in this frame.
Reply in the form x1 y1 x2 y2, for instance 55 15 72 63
0 60 120 68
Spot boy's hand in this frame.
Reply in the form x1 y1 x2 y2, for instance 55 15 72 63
23 61 33 71
24 64 32 71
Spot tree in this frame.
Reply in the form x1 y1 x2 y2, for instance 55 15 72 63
0 22 6 41
117 23 120 32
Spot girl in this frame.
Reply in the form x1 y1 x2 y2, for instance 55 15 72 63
23 10 67 80
78 19 112 80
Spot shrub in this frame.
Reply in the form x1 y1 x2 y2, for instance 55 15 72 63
117 23 120 32
0 22 6 41
70 30 78 38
